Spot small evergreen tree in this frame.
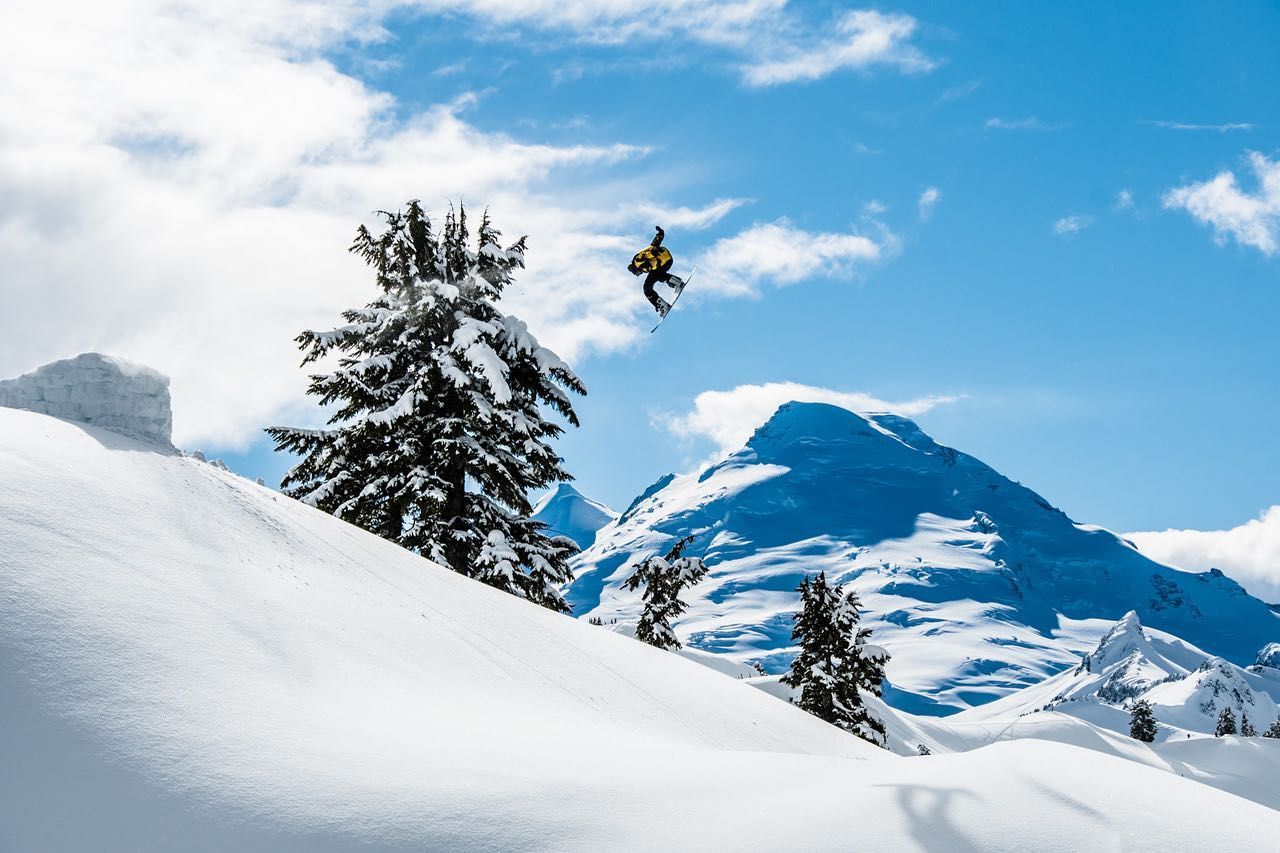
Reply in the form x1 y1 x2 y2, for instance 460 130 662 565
1264 716 1280 738
268 202 585 612
1128 699 1157 742
781 572 889 746
1240 712 1257 737
622 535 707 650
1215 706 1238 737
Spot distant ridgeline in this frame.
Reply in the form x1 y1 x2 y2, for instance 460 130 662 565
0 352 172 447
569 402 1280 716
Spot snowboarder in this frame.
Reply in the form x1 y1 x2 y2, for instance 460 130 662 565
629 226 686 317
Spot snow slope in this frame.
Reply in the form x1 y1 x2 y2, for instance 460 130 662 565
571 403 1280 713
530 482 617 549
6 405 1280 850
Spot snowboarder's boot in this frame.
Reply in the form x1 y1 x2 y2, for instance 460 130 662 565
654 296 672 317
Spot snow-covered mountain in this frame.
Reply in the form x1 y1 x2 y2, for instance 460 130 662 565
6 368 1280 850
954 611 1280 736
531 482 617 550
570 402 1280 714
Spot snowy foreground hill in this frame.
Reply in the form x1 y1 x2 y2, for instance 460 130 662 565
5 402 1280 849
571 403 1280 714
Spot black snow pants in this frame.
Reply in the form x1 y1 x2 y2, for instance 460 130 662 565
642 258 675 311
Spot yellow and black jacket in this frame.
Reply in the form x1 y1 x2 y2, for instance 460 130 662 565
629 226 671 274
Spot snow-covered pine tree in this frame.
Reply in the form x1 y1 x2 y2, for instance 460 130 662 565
1265 716 1280 738
780 572 889 747
1215 706 1238 737
267 202 585 612
622 535 707 650
1240 712 1257 737
1128 699 1157 742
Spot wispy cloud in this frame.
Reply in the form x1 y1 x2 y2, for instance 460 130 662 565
1143 120 1256 133
412 2 936 87
985 116 1069 132
694 219 887 296
938 79 981 103
1128 506 1280 603
1163 151 1280 256
1115 189 1135 211
740 10 936 87
662 382 962 457
631 198 749 230
918 186 941 220
1053 214 1094 236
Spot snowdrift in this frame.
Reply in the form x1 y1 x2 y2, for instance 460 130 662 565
3 406 1279 851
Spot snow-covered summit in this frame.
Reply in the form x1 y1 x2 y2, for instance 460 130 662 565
955 611 1279 740
0 352 172 446
530 482 617 550
571 402 1280 714
1254 642 1280 670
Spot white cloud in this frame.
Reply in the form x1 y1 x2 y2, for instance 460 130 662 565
0 1 745 448
693 219 886 296
0 1 922 450
1128 506 1280 603
985 116 1068 132
1144 120 1256 133
631 197 749 230
1053 214 1094 236
403 2 933 87
1162 151 1280 256
918 186 940 220
739 10 935 87
1115 189 1135 211
662 382 961 456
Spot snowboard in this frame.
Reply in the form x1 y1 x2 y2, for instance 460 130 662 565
650 267 695 334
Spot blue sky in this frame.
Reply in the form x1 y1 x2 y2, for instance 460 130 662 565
222 0 1280 532
4 1 1278 537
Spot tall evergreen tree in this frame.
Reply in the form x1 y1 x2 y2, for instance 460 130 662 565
623 535 707 650
1215 706 1238 737
1240 711 1257 737
267 202 585 612
1128 699 1157 742
781 572 889 746
1264 716 1280 738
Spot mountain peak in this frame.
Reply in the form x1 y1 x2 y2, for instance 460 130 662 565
742 402 939 466
531 482 616 550
1081 611 1149 673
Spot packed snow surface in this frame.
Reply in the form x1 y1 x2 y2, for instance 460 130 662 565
3 407 1279 851
572 403 1280 713
0 352 172 446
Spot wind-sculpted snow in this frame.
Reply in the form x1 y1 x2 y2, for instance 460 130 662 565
5 405 1279 850
571 402 1280 714
0 352 172 445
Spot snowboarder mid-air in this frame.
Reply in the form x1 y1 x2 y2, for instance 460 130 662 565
628 226 687 318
